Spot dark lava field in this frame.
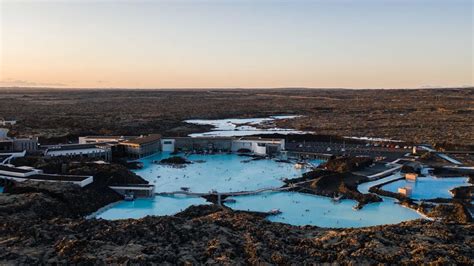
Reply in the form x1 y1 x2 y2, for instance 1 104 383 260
1 87 473 146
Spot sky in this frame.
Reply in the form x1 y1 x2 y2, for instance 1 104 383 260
0 0 472 89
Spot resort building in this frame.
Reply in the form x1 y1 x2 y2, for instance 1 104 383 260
79 135 135 144
167 136 286 155
44 143 112 161
119 134 162 159
231 137 285 156
174 137 233 152
75 134 287 158
0 128 38 152
161 138 176 152
0 165 93 187
12 138 39 152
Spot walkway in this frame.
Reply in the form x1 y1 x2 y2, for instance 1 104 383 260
357 173 402 194
156 186 292 197
155 176 323 198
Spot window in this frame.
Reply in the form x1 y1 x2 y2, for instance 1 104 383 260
164 141 173 144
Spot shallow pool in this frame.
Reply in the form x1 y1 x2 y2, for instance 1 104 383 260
381 176 472 200
135 153 320 193
96 165 426 227
96 152 431 227
95 195 210 220
225 191 422 228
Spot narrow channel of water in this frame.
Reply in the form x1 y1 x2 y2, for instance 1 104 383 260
185 115 308 137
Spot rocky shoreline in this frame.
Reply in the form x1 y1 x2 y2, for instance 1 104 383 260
1 153 473 263
283 157 383 208
0 181 473 264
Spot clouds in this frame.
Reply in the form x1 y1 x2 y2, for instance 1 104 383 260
0 79 67 87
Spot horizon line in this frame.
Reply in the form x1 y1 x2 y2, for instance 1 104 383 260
1 86 473 91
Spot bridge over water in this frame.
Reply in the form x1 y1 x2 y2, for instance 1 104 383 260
156 186 292 198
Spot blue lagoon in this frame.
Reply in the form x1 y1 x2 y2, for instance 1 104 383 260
225 192 423 228
96 195 210 220
381 176 471 200
135 153 318 193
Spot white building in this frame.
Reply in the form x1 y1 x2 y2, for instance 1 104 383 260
231 137 285 156
0 165 93 187
161 139 176 152
156 136 286 156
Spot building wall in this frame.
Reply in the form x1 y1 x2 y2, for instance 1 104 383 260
0 175 93 187
161 139 176 152
79 136 125 144
0 168 42 178
140 141 161 157
231 141 253 152
12 138 38 151
122 140 160 159
253 142 267 155
109 186 155 197
174 138 232 152
231 139 285 155
0 141 13 152
46 147 112 161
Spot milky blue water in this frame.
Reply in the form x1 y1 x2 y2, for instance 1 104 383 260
135 153 319 193
381 176 472 200
185 115 309 137
95 156 428 227
96 195 210 220
95 115 468 226
225 191 422 228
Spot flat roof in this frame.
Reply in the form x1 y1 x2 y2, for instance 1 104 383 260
82 135 136 139
110 183 153 187
123 134 162 145
46 144 104 151
0 165 32 173
110 184 154 190
173 136 234 140
237 137 284 142
27 174 91 182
